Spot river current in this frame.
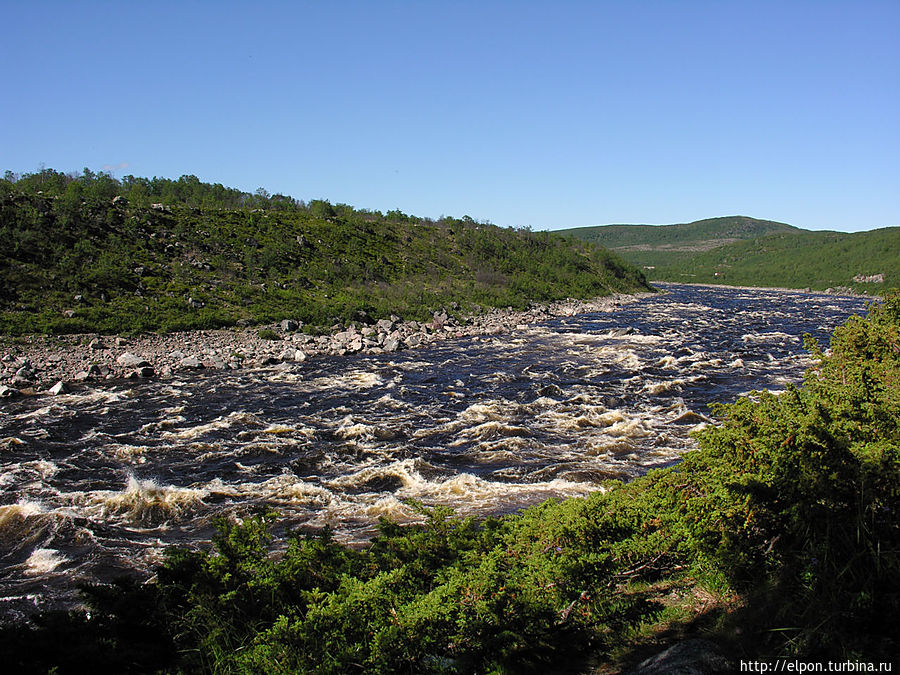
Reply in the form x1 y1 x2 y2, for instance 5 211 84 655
0 284 871 620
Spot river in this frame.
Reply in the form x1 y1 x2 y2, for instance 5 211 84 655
0 283 871 620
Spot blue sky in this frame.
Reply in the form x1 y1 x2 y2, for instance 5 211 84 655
2 1 897 232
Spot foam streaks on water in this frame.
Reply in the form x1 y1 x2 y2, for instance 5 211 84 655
0 284 869 619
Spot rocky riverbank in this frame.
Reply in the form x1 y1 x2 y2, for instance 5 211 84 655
0 294 649 397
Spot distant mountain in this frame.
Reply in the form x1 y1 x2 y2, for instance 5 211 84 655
560 216 898 293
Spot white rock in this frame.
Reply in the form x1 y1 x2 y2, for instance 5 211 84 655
48 380 70 395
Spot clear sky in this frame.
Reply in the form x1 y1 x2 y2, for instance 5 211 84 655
2 1 897 232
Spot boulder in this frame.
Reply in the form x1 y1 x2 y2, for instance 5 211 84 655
180 356 205 369
383 336 402 352
281 319 300 332
626 639 731 675
204 355 227 370
375 318 395 333
116 352 150 368
48 380 70 395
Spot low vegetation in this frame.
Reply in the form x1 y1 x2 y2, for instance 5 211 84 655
2 290 897 672
0 168 649 336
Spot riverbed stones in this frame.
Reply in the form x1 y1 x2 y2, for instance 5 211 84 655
3 292 646 392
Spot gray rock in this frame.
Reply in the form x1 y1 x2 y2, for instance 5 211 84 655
281 319 299 332
672 411 711 425
626 639 731 675
180 356 205 369
116 352 150 368
405 334 422 348
170 351 186 360
0 385 21 398
383 336 401 352
205 355 226 370
48 380 70 395
14 366 35 381
375 318 395 333
88 338 106 351
74 371 91 382
333 329 358 344
280 348 307 362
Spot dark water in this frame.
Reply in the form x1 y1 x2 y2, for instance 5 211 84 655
0 284 871 619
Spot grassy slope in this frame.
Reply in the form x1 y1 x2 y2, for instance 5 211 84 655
0 193 651 335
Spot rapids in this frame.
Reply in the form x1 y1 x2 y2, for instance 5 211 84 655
0 284 870 620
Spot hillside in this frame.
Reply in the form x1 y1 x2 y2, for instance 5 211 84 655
560 216 800 269
652 227 900 291
561 216 899 292
0 169 650 335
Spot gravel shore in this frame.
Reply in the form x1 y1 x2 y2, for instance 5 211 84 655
0 293 650 396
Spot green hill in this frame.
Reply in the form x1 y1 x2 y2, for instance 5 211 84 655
0 169 650 335
561 216 800 269
561 216 899 293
